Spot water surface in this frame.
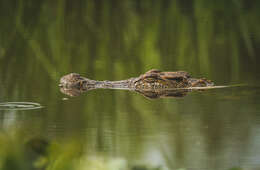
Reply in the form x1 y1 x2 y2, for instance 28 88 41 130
0 1 260 170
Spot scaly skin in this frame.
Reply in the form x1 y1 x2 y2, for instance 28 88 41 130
59 69 214 92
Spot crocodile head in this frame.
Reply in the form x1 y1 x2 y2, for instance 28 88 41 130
59 73 85 88
59 73 97 91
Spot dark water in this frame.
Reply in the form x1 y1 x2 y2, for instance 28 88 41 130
0 1 260 170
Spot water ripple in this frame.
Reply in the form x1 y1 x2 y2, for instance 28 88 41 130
0 102 43 110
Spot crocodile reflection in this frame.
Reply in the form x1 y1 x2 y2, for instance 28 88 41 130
60 86 193 99
59 69 214 99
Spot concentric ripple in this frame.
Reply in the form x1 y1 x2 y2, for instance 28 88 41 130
0 102 43 110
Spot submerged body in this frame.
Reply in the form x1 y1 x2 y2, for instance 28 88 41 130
59 69 214 93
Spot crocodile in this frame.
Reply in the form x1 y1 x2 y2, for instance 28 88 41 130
59 69 214 98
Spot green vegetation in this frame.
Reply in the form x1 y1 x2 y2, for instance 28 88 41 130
1 0 260 81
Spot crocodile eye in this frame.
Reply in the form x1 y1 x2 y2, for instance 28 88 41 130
76 81 86 89
74 81 81 88
79 81 83 88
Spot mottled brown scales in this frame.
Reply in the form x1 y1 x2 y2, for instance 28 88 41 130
133 70 201 89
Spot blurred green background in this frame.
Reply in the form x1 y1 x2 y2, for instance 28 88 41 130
0 0 260 170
